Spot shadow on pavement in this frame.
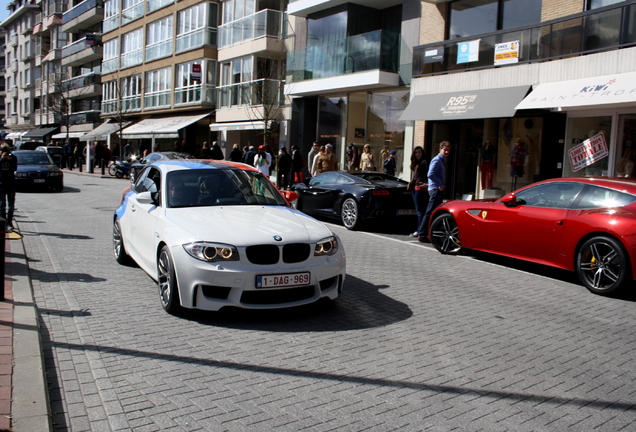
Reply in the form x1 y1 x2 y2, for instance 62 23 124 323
184 274 413 331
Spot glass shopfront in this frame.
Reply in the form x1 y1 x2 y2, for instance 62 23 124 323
563 115 612 177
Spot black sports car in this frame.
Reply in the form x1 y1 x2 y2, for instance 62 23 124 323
292 172 416 230
14 150 64 191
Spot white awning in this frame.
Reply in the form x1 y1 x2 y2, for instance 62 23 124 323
52 132 86 139
82 120 131 141
5 131 27 140
121 113 211 139
210 121 273 131
516 71 636 110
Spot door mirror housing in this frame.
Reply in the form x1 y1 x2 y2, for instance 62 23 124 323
500 193 518 206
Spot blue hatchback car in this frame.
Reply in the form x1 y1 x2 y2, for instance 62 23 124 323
14 150 64 191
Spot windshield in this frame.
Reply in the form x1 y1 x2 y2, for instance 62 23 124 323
15 152 55 165
166 169 288 208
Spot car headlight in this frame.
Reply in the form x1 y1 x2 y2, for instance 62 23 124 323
49 172 62 177
314 236 338 256
183 242 240 262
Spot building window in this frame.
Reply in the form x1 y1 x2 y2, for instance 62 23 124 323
121 74 142 111
104 0 120 33
122 0 144 25
218 56 253 107
588 0 625 9
147 0 174 14
121 28 143 69
449 0 542 39
102 80 118 114
175 60 216 105
223 0 256 23
146 16 174 62
176 2 218 52
103 39 119 74
145 67 172 109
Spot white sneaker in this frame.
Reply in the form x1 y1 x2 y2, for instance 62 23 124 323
409 231 418 237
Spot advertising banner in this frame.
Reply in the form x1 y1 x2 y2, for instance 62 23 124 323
457 40 479 64
494 41 520 65
568 133 609 172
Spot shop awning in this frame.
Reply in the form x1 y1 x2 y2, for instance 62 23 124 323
210 121 274 131
121 113 210 139
51 132 86 140
400 86 530 121
82 121 131 141
5 131 27 140
22 127 58 140
515 71 636 110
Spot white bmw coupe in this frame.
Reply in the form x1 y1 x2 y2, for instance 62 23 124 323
113 160 346 314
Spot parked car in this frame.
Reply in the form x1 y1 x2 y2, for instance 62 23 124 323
14 150 64 191
291 172 416 230
35 146 64 167
129 151 194 182
14 141 44 151
113 159 346 315
428 177 636 295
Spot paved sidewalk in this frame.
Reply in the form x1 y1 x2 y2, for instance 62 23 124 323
4 228 51 432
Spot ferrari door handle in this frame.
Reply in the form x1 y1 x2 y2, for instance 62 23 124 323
556 220 563 225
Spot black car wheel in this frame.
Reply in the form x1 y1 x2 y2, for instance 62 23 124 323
576 236 628 295
341 197 361 230
430 213 461 254
113 218 132 265
158 246 181 314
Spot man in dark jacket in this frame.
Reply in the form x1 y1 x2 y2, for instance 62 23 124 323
0 144 18 229
291 145 304 184
210 141 224 160
276 147 292 188
243 146 256 166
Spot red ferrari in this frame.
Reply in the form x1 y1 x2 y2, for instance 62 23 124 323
429 177 636 295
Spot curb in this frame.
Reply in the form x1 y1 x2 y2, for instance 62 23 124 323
10 234 52 432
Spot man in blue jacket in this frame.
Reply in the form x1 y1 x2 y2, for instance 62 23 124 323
418 141 451 242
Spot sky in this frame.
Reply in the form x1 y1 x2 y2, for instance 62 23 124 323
0 1 10 24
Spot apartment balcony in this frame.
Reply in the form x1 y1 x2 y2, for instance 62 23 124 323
121 2 143 26
287 0 401 18
218 9 285 52
69 110 100 125
7 87 17 99
413 1 636 78
6 115 18 127
20 49 35 62
176 28 217 53
8 60 17 74
61 36 103 67
24 80 35 89
9 34 17 47
101 58 119 75
286 30 400 96
43 47 63 62
103 14 119 34
63 0 104 34
147 0 174 15
217 79 284 110
63 73 102 98
42 13 63 32
35 78 42 97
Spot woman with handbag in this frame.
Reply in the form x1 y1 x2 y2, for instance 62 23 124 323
360 144 375 172
409 146 429 238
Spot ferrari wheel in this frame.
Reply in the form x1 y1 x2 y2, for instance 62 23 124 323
158 246 181 314
341 197 361 230
113 218 132 265
430 213 461 254
576 236 628 295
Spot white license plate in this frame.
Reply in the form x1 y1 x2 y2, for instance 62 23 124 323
34 179 45 183
397 209 416 216
256 272 311 288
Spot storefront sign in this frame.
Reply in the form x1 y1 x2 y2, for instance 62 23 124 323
439 93 478 117
568 133 609 172
191 64 202 82
457 40 480 64
494 41 519 65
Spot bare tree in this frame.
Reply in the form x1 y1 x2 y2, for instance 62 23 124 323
101 69 141 159
246 57 286 147
46 67 93 144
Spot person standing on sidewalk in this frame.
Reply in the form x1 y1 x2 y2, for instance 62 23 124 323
0 144 18 229
418 141 451 242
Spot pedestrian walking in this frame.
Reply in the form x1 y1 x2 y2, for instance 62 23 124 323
383 150 397 176
291 145 304 184
418 141 451 242
200 142 213 159
307 142 319 175
253 145 272 177
244 146 256 166
360 144 375 172
228 144 243 162
311 145 325 177
277 147 292 188
315 144 337 174
408 146 429 238
0 144 18 229
210 141 224 160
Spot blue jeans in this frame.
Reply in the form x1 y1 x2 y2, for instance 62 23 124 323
418 188 444 237
412 189 429 233
0 184 16 226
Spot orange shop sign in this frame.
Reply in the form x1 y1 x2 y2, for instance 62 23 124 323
568 133 608 172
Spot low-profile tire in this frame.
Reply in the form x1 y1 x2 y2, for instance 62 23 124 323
430 213 462 255
158 246 182 314
108 164 117 177
115 170 124 178
113 218 132 265
341 197 361 230
576 236 629 295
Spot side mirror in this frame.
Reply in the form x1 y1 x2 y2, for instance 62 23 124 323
500 193 517 206
137 191 158 205
293 182 308 190
281 190 299 203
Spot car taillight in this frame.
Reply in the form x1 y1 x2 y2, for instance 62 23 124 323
371 190 390 196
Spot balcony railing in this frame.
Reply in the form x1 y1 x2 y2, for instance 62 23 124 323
176 28 217 52
413 1 636 78
175 84 216 105
144 90 171 109
61 35 102 58
62 72 101 91
217 79 284 109
287 30 400 83
145 39 172 62
120 49 143 69
121 1 143 26
69 110 100 124
102 58 119 74
218 9 285 49
63 0 102 24
104 15 118 33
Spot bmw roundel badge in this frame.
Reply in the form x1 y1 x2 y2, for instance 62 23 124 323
273 235 282 242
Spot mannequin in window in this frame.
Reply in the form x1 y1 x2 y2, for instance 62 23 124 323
480 140 496 189
510 137 527 178
616 147 636 178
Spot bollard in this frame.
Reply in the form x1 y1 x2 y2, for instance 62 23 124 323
79 158 83 172
101 160 106 176
0 217 5 301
